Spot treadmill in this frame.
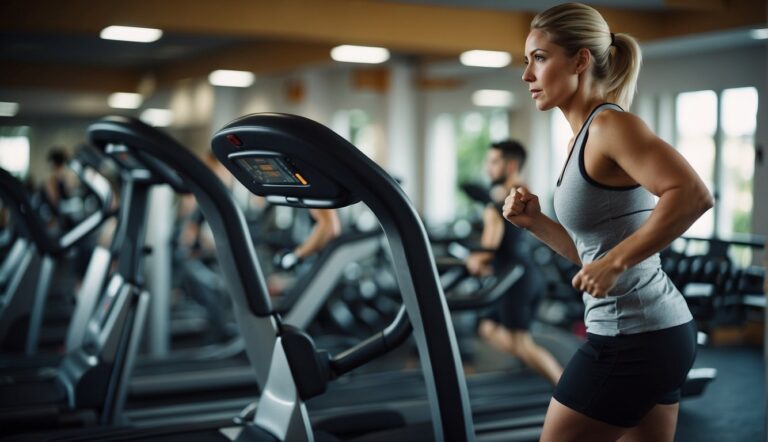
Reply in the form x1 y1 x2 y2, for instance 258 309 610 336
20 113 472 441
91 113 548 441
0 147 114 357
0 147 156 434
20 114 545 441
125 228 385 418
115 122 548 432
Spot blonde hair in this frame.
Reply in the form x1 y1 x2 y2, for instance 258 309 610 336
531 2 641 110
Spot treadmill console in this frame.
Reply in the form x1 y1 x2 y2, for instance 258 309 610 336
233 154 309 187
212 128 358 208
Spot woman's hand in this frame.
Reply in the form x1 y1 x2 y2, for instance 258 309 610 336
502 186 541 229
572 258 626 298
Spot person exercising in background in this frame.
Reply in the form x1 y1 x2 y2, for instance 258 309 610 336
273 208 342 271
43 147 74 231
466 140 563 386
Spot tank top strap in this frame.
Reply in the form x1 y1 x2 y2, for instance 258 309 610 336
557 102 623 187
573 102 623 156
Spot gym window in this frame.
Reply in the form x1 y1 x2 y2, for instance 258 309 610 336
331 109 375 160
0 126 30 179
425 110 508 225
455 110 509 217
675 87 758 243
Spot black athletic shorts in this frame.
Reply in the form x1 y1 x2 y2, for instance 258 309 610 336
553 320 697 428
483 260 546 331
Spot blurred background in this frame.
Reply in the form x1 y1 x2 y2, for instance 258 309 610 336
0 1 766 440
1 0 765 246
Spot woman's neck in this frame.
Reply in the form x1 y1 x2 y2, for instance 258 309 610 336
560 77 608 136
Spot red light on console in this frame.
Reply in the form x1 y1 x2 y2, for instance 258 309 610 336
226 134 242 146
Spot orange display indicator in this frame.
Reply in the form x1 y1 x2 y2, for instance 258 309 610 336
294 172 308 185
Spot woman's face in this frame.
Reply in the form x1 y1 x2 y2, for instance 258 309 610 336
521 29 579 111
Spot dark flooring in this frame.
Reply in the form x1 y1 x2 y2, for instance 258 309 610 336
468 329 766 442
676 344 765 442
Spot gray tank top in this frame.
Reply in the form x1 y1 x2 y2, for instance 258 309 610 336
553 103 692 336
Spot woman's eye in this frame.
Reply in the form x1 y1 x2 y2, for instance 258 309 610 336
534 55 545 62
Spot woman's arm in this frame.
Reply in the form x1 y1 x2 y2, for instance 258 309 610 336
527 212 582 265
503 187 581 265
592 111 713 271
572 111 713 297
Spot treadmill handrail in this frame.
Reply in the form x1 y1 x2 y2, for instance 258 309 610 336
0 151 114 256
88 116 278 393
58 151 114 250
447 264 525 311
277 230 382 313
329 305 412 376
88 116 273 318
0 168 54 255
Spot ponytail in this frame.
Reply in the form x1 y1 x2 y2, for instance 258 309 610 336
531 3 642 109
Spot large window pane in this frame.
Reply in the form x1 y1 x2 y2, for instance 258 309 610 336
425 113 457 224
456 112 492 217
676 91 717 237
0 126 30 179
719 87 757 239
331 109 375 159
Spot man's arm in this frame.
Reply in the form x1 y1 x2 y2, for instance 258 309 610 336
467 205 504 275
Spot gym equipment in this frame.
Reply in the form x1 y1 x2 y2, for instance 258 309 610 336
0 145 156 434
0 147 113 355
56 113 473 441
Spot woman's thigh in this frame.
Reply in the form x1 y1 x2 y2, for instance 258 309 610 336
540 398 628 442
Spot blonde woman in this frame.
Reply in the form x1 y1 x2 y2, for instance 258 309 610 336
503 3 713 441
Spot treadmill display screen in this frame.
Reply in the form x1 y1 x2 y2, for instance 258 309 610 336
235 156 308 186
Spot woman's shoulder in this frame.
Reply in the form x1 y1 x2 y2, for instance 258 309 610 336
591 107 644 131
589 108 653 151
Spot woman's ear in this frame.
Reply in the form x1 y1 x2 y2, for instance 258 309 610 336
574 48 591 74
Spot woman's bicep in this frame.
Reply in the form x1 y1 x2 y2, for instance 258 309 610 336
600 114 707 197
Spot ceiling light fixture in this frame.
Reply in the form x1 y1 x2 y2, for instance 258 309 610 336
472 90 514 108
0 102 19 117
140 108 174 127
208 70 256 88
100 25 163 43
750 28 768 40
108 92 143 109
330 45 390 64
460 50 512 68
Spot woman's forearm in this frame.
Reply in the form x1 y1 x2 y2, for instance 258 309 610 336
604 186 713 271
527 213 582 265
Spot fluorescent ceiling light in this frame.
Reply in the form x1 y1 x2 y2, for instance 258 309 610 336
472 90 514 108
750 28 768 40
108 92 143 109
140 108 174 127
330 45 390 64
0 102 19 117
460 50 512 68
100 25 163 43
208 70 256 88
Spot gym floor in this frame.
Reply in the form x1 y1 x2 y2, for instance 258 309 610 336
466 333 765 441
676 344 764 442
